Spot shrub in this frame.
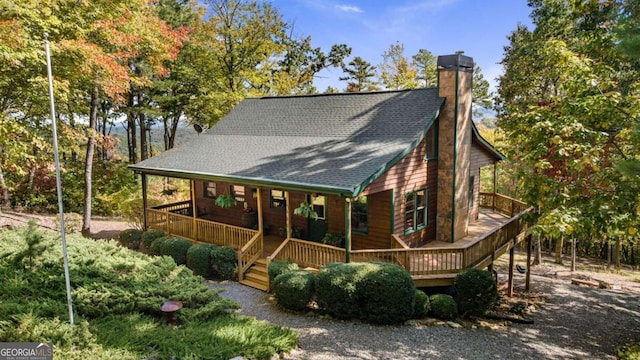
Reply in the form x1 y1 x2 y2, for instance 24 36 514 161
315 263 368 319
430 294 458 320
210 246 237 280
119 229 143 250
413 290 430 319
454 268 498 317
268 261 299 283
149 236 171 256
141 229 165 250
358 263 415 324
160 237 193 265
186 243 217 278
273 270 315 311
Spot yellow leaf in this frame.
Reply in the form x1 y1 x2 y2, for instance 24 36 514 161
628 227 638 236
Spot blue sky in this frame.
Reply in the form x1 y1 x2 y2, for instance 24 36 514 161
272 0 534 92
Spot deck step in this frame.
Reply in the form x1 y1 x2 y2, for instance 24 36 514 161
239 259 269 292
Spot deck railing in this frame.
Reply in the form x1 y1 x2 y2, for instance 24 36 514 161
269 193 533 282
146 207 258 249
238 231 263 281
268 238 346 269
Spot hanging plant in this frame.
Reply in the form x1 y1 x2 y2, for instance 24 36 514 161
293 202 318 220
215 194 237 208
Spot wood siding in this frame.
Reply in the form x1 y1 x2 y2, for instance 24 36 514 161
360 137 437 248
352 190 392 250
469 141 497 221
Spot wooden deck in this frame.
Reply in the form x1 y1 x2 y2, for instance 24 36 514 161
146 193 533 289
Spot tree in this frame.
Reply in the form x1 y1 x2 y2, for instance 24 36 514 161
340 56 378 92
378 42 418 90
472 64 492 117
412 49 437 87
496 0 640 267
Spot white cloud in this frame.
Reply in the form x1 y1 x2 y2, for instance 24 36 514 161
335 4 363 13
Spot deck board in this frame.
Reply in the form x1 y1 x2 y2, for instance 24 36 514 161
422 209 511 250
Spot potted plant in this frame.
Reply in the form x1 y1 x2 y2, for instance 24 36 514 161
215 194 236 208
293 202 318 220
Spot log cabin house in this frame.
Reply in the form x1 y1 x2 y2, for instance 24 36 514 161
130 53 533 291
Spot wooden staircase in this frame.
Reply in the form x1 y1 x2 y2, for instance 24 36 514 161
239 258 269 291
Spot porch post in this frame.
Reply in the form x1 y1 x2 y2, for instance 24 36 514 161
190 179 197 240
345 198 352 263
508 245 515 297
256 187 263 234
141 173 148 230
285 191 292 239
492 162 497 211
526 234 532 291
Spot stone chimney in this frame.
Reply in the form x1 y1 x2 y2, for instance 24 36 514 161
436 52 473 242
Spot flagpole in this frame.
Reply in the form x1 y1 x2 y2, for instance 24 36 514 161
44 32 74 325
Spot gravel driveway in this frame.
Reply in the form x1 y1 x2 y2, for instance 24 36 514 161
209 275 640 360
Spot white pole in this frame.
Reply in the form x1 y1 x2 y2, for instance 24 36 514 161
44 33 74 325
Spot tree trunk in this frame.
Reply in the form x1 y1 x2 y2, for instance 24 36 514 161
82 82 99 237
0 163 9 205
127 91 137 164
571 238 576 272
555 236 564 265
138 92 148 161
533 234 542 265
164 113 181 151
615 237 622 270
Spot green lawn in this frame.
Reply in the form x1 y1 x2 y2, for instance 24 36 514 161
0 223 298 359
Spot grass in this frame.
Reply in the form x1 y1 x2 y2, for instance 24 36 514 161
0 223 298 359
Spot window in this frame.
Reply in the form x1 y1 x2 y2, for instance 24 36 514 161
203 182 216 198
425 121 438 160
231 185 245 202
270 189 286 209
311 195 326 220
405 188 427 234
351 196 368 234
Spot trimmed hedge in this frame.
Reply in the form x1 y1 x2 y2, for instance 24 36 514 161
149 236 171 256
141 229 165 250
358 263 415 324
413 290 430 319
272 270 315 311
211 246 237 280
160 237 193 265
454 268 498 318
268 261 299 283
315 263 368 319
119 229 143 250
315 262 416 324
430 294 458 320
186 243 217 278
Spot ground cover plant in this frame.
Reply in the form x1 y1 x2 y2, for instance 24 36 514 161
0 223 298 359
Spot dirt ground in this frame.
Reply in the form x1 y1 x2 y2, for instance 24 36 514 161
0 209 130 240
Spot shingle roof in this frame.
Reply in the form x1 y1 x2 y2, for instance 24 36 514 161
129 88 444 195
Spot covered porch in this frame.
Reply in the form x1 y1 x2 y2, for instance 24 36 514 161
145 187 533 290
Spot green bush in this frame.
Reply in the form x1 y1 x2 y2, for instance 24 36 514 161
160 237 193 265
413 290 430 319
186 243 217 278
210 246 237 280
430 294 458 320
149 236 170 256
358 263 415 324
454 268 498 317
315 263 368 319
273 270 315 311
119 229 143 250
268 260 299 283
0 228 299 359
141 229 165 250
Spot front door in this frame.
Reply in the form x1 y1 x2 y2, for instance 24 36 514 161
307 195 328 242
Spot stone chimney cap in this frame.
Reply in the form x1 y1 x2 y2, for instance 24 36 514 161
437 53 474 70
